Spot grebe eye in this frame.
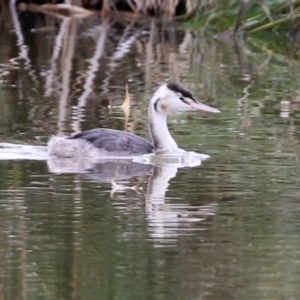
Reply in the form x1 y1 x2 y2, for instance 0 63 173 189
179 96 189 105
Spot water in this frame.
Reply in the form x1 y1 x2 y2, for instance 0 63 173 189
1 5 300 300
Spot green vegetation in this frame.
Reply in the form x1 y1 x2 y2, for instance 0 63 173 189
187 0 300 35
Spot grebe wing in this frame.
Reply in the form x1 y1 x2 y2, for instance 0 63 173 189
68 128 154 155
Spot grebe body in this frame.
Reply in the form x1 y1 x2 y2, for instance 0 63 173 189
48 82 220 158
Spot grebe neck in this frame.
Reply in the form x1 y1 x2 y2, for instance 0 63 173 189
148 101 178 152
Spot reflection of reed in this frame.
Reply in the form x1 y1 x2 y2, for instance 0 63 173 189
45 18 70 97
58 18 78 135
101 21 140 93
72 19 109 132
77 22 108 109
144 20 155 92
9 0 38 86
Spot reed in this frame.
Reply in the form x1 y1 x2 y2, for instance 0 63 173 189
11 0 193 18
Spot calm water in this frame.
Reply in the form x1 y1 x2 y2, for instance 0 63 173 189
1 4 300 300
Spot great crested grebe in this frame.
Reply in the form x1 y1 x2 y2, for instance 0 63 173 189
48 82 220 158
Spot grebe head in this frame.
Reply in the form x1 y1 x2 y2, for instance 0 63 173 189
151 81 220 115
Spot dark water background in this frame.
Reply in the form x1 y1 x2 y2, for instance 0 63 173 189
1 4 300 300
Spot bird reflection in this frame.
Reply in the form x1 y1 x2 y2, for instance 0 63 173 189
48 155 217 244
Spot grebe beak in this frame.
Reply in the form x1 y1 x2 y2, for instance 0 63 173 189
189 101 220 113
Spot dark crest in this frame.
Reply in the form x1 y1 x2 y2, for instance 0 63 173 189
166 81 195 101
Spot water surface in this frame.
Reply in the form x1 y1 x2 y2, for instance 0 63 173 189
0 5 300 300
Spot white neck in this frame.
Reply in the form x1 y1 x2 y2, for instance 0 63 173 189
148 102 178 152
